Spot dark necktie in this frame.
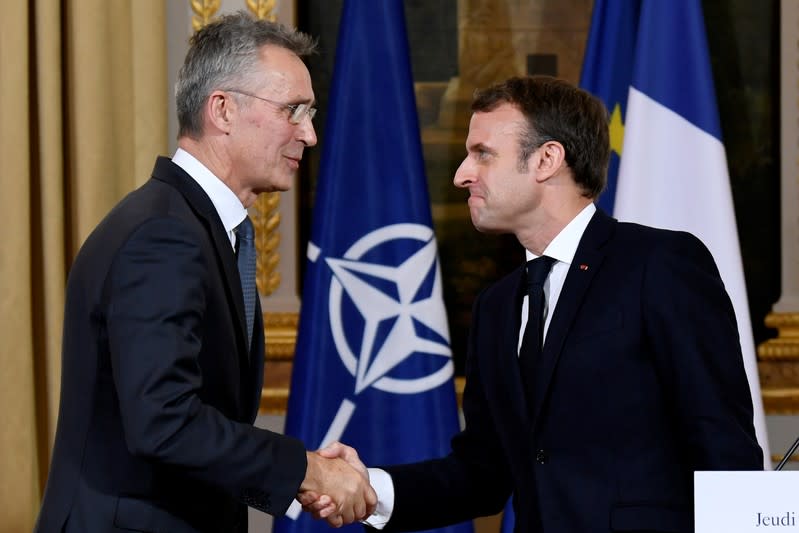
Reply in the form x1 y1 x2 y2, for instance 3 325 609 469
519 255 556 415
236 216 256 351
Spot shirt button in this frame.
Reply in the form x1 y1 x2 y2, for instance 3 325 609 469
535 449 547 464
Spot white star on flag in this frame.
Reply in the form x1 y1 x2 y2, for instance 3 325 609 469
326 237 451 394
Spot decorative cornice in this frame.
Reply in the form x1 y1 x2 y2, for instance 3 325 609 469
758 311 799 413
761 387 799 414
759 342 799 359
764 312 799 329
263 311 298 361
758 312 799 360
261 386 289 414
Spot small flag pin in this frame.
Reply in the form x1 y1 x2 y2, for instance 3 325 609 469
579 264 589 271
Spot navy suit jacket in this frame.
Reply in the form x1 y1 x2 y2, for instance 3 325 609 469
36 157 307 533
382 209 762 533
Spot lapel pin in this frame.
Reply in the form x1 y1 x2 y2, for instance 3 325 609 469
579 264 589 271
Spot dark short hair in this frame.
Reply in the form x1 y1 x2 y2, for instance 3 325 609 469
472 76 610 199
175 11 317 139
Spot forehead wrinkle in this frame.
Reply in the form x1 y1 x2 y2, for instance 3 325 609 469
467 117 525 156
253 45 313 102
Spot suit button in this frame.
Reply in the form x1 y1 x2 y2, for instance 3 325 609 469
535 449 547 464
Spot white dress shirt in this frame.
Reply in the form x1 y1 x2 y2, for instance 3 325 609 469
518 202 596 353
365 203 597 528
172 148 248 250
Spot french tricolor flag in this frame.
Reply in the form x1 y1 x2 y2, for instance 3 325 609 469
613 0 770 466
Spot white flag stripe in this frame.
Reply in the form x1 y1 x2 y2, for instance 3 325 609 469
616 87 770 466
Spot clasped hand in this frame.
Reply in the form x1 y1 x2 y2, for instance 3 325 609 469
298 442 376 528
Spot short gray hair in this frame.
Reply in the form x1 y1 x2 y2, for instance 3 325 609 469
176 11 316 139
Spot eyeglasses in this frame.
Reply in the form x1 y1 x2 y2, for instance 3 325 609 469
226 89 317 125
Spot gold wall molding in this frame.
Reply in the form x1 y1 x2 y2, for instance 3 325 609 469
761 388 799 414
190 0 221 31
263 311 298 360
261 386 290 414
759 312 799 359
771 452 799 463
252 193 282 296
758 312 799 413
260 312 297 413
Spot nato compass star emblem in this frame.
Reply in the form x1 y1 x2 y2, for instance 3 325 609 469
287 223 454 520
318 222 454 395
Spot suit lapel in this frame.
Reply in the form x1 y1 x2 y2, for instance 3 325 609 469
150 157 251 361
530 209 615 429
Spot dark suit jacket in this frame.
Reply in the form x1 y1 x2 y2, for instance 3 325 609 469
382 209 763 533
36 157 307 533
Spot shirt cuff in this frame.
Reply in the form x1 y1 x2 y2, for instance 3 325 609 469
361 468 395 529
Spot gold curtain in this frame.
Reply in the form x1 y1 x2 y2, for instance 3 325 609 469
0 1 167 529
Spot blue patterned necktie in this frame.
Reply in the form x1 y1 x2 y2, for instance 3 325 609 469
236 216 256 351
519 255 556 415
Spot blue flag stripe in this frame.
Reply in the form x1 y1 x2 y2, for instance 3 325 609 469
631 0 722 139
578 0 641 215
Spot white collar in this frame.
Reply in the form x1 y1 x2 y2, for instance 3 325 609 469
172 147 247 236
525 203 596 265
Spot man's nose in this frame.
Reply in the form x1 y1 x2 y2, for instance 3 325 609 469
453 158 473 188
298 115 317 147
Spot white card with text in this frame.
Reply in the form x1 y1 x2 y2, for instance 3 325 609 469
695 471 799 532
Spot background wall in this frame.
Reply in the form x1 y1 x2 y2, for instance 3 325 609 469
133 2 799 533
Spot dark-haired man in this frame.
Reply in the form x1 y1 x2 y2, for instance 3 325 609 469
309 75 762 533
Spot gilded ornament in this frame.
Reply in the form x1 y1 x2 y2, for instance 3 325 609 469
190 0 221 31
246 0 277 22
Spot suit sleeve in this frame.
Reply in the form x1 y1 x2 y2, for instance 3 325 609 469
643 231 763 471
105 217 307 515
382 291 512 532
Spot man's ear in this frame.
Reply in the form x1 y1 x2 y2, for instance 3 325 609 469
536 140 566 180
206 90 235 135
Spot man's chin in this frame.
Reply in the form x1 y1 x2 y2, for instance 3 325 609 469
470 218 505 235
254 177 292 195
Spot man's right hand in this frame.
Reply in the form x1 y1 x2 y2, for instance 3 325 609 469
298 449 377 527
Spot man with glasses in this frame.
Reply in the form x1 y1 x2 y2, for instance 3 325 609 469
36 12 375 533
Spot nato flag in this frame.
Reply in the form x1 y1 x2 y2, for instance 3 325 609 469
274 2 473 533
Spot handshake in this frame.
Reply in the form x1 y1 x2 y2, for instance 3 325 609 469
297 442 378 528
